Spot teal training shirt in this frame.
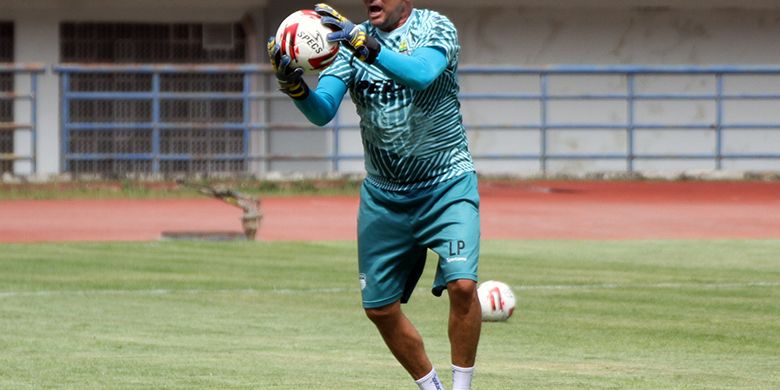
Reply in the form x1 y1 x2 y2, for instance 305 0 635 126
320 8 475 191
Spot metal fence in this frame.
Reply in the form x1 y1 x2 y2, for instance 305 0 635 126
459 65 780 172
0 63 44 175
56 65 248 176
53 64 780 177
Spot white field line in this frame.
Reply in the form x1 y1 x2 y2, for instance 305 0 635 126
0 281 779 299
0 287 352 299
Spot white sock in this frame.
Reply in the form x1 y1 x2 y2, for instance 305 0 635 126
415 368 446 390
451 365 475 390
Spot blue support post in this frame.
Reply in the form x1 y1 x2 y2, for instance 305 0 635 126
626 74 636 172
151 72 161 174
715 74 724 170
60 72 70 173
539 73 549 174
243 73 251 173
30 73 38 174
332 112 341 172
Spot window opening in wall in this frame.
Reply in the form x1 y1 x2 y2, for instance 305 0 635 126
202 23 235 50
60 22 247 177
0 22 14 174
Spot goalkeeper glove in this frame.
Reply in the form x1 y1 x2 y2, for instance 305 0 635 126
315 3 381 64
266 36 310 100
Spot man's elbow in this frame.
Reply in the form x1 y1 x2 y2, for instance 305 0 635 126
406 73 439 91
312 117 332 127
300 104 337 126
307 112 335 127
407 78 433 91
406 66 440 90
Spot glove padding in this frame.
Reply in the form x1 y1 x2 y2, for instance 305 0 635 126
267 36 310 100
315 3 381 64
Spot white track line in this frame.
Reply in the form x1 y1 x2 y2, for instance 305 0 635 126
515 281 780 290
0 281 778 299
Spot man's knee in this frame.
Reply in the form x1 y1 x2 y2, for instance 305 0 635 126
447 279 478 304
364 301 401 325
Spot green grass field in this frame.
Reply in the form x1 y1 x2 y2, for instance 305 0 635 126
1 240 779 389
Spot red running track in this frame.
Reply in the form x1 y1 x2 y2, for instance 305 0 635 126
1 181 779 242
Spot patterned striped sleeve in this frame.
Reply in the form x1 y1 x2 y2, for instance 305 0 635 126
417 13 460 63
319 47 354 86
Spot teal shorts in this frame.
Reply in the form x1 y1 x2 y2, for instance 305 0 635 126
357 172 480 309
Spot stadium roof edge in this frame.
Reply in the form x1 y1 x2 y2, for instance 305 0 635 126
0 0 269 11
1 0 780 9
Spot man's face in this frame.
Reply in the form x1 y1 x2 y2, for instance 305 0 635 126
362 0 412 32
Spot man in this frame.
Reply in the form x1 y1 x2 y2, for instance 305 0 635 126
268 2 481 389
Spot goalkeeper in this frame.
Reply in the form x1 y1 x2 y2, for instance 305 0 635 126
269 2 480 389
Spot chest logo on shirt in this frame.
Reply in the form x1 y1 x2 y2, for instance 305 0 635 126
356 79 406 99
399 40 409 53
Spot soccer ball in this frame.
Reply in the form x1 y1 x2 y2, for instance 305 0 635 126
275 10 340 75
477 280 516 322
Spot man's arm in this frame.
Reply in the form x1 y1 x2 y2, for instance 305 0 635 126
374 47 448 91
313 3 448 91
267 36 348 127
293 75 348 127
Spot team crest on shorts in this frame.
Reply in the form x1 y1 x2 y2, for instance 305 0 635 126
359 273 367 290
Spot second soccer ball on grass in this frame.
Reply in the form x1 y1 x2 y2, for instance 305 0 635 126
477 280 516 322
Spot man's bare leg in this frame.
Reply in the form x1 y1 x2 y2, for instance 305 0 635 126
447 279 481 389
365 301 433 379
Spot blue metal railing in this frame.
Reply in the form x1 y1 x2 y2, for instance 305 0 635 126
53 64 780 175
458 65 780 172
55 64 264 175
0 63 45 174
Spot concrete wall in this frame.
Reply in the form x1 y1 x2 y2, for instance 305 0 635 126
3 0 780 176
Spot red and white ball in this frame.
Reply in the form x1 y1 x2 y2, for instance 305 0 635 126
275 10 340 75
478 280 516 322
